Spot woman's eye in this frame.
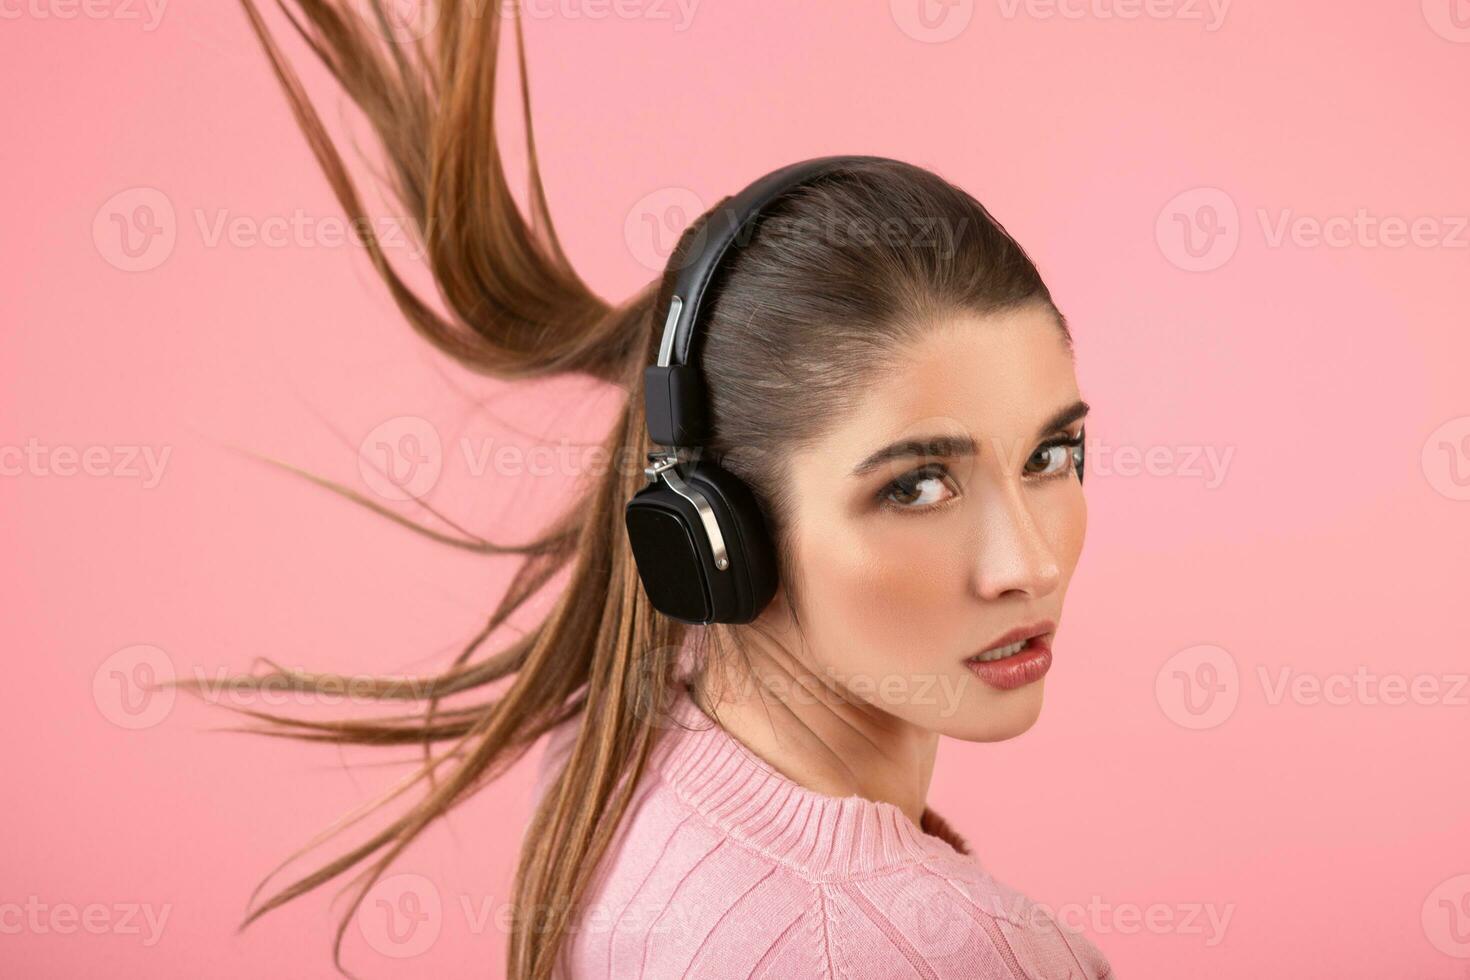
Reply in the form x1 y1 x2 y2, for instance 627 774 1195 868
880 463 957 512
1025 435 1083 478
879 435 1083 512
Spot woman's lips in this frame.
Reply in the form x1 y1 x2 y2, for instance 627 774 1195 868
963 634 1053 691
967 620 1056 660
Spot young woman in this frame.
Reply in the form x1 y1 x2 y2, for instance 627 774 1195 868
211 2 1113 977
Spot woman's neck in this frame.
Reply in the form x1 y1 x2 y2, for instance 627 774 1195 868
688 632 940 831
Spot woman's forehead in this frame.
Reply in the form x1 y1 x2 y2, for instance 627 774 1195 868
800 308 1079 473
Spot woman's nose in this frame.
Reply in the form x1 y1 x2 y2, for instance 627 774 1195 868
969 484 1062 601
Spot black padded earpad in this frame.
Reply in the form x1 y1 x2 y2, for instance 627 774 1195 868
624 460 779 625
625 482 715 624
679 461 779 623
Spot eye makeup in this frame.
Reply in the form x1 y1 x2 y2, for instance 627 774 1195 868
852 400 1089 482
1025 428 1085 480
874 424 1085 515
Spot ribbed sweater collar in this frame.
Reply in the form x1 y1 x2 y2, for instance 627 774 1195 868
655 681 972 879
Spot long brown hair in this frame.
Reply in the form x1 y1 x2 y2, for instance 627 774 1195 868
183 2 1069 977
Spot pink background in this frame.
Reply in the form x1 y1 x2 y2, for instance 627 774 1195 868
4 2 1469 977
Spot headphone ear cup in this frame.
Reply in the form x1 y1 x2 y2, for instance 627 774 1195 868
681 462 779 623
623 462 779 625
625 481 706 624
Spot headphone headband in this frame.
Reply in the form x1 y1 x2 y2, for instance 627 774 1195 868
642 154 893 448
624 154 1082 624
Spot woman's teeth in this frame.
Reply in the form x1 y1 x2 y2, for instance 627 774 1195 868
971 639 1029 663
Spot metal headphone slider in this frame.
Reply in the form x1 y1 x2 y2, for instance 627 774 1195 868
642 446 706 483
640 447 730 571
643 448 686 483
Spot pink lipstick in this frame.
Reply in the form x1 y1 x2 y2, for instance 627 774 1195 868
962 622 1054 691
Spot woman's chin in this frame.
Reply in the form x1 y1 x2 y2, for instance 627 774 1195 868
952 683 1046 742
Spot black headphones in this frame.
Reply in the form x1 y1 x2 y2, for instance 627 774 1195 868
622 155 1083 625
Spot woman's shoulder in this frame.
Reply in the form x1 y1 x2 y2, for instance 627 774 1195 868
564 784 1112 980
537 687 1113 978
815 858 1115 980
579 819 1114 980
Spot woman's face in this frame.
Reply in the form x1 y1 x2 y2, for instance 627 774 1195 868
769 302 1088 742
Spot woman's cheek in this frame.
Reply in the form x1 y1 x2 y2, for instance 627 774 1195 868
805 518 968 674
1041 487 1087 583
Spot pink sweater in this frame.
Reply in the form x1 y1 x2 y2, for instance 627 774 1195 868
532 681 1114 979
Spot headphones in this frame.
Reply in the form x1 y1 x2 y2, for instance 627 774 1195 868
622 155 1084 625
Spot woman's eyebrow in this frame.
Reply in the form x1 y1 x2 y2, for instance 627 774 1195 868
1037 398 1090 438
849 434 977 477
848 400 1090 478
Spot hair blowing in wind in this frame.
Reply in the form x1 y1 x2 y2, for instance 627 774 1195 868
183 2 1067 977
